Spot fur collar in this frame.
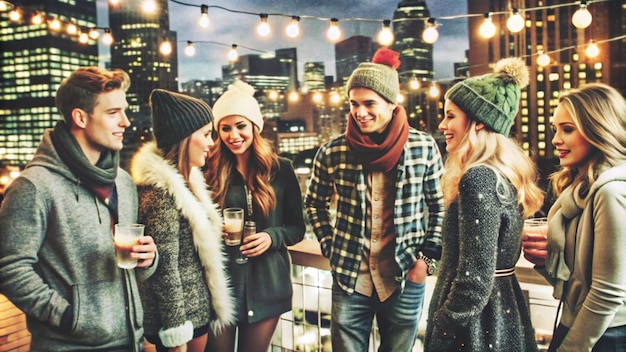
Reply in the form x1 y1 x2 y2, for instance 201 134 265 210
131 141 235 332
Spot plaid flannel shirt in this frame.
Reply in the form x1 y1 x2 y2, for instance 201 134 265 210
305 128 445 294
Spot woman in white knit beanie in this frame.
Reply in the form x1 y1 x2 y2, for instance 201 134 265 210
205 80 305 352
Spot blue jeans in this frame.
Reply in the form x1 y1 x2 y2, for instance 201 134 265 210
331 280 425 352
548 323 626 352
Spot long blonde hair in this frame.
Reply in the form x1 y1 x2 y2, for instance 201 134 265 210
441 121 544 218
550 83 626 197
206 126 278 217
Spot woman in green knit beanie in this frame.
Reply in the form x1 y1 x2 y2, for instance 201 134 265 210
424 57 544 351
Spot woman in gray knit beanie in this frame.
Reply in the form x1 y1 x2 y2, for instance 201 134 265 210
424 57 545 351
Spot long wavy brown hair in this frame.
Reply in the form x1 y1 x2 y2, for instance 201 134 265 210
206 125 279 217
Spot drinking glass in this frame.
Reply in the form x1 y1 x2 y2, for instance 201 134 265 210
236 220 256 264
223 208 244 246
114 224 144 269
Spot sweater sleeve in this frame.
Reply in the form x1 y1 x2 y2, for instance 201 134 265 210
304 144 335 258
433 167 501 334
265 159 306 249
557 181 626 351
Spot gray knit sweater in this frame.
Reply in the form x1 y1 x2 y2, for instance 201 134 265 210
424 166 538 352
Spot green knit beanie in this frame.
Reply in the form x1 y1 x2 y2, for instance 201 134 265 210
346 47 400 104
445 57 529 136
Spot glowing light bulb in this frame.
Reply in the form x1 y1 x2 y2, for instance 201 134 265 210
228 44 238 62
409 78 420 90
572 1 592 29
537 51 551 67
429 84 440 98
257 14 270 37
585 40 599 58
89 28 100 40
31 11 43 25
49 18 62 31
160 40 173 56
198 5 209 28
422 18 439 44
506 8 525 33
66 23 78 35
327 18 341 42
9 8 21 22
286 16 300 38
185 41 196 56
142 0 157 14
377 19 394 46
479 13 496 39
78 31 89 44
102 29 114 45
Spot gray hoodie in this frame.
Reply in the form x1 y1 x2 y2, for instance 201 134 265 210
0 129 156 351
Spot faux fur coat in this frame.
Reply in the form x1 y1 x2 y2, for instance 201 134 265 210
130 142 234 347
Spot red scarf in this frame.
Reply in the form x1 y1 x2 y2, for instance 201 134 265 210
345 105 409 172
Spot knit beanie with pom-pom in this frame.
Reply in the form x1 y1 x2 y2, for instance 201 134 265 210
445 57 529 136
212 80 264 132
346 47 401 104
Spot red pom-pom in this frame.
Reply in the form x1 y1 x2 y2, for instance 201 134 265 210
372 47 401 69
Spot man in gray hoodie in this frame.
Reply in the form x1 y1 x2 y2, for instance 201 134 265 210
0 67 158 351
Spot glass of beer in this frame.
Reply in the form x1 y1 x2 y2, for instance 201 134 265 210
114 224 144 269
523 217 548 240
223 208 244 246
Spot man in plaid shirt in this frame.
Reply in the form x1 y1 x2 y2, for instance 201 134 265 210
305 48 445 352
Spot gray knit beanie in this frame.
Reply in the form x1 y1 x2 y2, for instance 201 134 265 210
445 57 529 136
150 89 214 150
346 47 400 104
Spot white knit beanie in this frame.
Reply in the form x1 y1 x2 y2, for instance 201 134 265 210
212 80 264 132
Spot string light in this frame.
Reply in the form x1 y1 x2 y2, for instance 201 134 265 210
49 18 62 31
228 44 238 61
257 13 270 37
102 28 114 45
585 39 599 58
78 29 89 44
159 39 173 56
537 50 551 66
422 18 439 44
428 84 440 98
506 8 525 33
198 4 209 28
409 77 420 90
142 0 157 14
8 6 21 22
88 27 100 40
286 16 300 38
66 23 78 36
377 19 394 47
572 0 592 29
327 18 341 42
184 40 196 56
479 12 496 39
31 11 43 25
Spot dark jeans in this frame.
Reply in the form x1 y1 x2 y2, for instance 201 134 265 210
548 323 626 352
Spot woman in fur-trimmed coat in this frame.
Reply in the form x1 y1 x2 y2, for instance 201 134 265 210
131 89 234 352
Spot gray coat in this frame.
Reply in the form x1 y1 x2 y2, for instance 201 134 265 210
424 166 538 352
130 142 235 346
0 130 155 351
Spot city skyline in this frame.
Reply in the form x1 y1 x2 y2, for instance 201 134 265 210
97 0 469 84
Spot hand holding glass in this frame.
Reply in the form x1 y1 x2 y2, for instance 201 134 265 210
114 224 144 269
223 208 244 246
522 217 548 266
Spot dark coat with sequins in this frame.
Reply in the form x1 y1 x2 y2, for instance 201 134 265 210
424 166 538 352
